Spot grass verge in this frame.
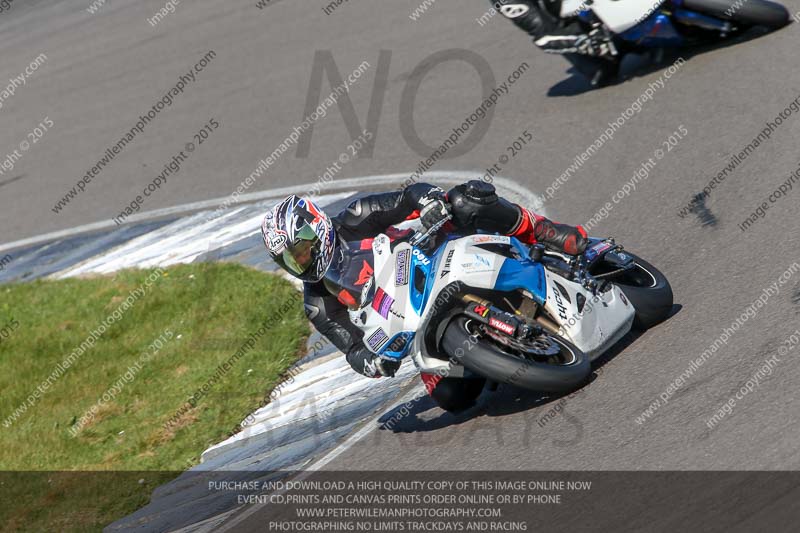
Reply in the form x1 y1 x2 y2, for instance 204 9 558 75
0 263 309 531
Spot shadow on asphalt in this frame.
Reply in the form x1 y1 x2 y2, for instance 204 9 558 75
377 303 683 434
548 25 782 97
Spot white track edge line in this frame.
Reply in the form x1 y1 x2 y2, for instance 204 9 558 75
0 172 542 254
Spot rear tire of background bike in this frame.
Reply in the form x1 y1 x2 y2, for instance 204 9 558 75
441 316 591 394
682 0 790 29
611 254 674 330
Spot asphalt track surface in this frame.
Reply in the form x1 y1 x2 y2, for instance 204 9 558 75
3 0 800 524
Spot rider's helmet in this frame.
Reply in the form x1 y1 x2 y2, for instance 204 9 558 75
261 195 336 282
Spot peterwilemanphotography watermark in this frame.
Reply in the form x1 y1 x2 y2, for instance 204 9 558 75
2 269 165 428
69 328 174 436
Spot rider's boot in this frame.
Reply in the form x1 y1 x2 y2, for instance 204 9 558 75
534 218 589 255
509 207 589 256
447 181 588 255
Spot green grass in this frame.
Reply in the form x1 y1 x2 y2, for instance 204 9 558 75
0 263 309 531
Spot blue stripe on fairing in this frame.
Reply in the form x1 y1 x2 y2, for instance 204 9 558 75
409 244 446 316
380 331 416 360
493 238 547 305
618 13 684 46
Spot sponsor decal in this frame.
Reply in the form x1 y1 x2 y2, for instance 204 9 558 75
585 241 613 261
372 287 395 320
473 235 510 244
489 317 515 335
440 249 455 278
373 234 388 255
554 281 572 303
395 249 410 286
500 4 531 18
303 303 320 320
552 284 569 321
356 260 374 286
367 328 390 352
387 333 411 354
267 230 287 253
474 305 490 318
412 248 431 266
346 199 361 216
462 254 493 273
593 242 613 254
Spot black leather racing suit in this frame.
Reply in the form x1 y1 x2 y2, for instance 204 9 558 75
302 181 587 379
494 0 620 85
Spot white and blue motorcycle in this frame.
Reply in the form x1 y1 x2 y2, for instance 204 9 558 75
329 219 673 410
562 0 790 48
526 0 790 86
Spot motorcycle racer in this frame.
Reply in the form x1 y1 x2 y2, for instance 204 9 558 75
494 1 621 87
261 180 588 410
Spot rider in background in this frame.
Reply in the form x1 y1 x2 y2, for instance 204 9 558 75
261 181 588 411
493 1 621 87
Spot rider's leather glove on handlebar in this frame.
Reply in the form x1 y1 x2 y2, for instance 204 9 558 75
347 344 401 378
418 188 451 230
534 219 589 256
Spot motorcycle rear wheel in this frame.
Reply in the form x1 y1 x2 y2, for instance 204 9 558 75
682 0 790 29
441 316 590 394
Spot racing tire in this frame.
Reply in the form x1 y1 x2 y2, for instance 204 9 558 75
682 0 790 29
441 316 591 394
602 253 674 330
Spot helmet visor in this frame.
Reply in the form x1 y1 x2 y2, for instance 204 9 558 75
275 223 321 277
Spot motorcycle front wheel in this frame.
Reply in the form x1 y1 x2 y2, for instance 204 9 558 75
441 316 591 394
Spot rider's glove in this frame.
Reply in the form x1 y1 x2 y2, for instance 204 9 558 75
535 28 615 57
364 355 401 378
534 219 589 256
418 189 451 231
347 345 401 378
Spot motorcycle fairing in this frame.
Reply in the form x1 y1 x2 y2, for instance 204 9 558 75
494 252 548 306
381 331 416 360
358 232 634 372
408 246 442 316
584 0 666 33
560 0 587 18
541 270 634 358
617 13 684 46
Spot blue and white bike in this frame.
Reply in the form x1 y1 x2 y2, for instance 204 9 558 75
533 0 790 86
564 0 790 51
330 219 673 410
